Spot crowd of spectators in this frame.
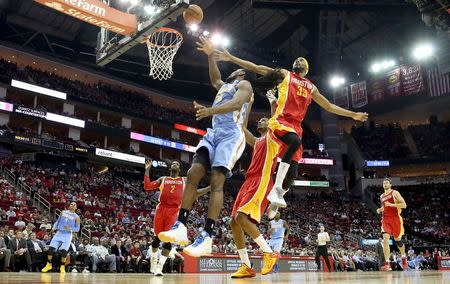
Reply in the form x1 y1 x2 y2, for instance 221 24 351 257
408 122 450 158
351 123 410 160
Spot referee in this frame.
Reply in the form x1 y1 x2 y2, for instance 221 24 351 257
315 224 332 272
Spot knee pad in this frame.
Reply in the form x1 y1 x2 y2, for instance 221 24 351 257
395 239 404 247
59 249 68 258
162 242 172 251
152 237 161 249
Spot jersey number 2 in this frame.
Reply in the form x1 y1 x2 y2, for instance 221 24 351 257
170 185 176 193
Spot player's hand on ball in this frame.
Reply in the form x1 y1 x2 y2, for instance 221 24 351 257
194 101 212 120
214 49 232 62
196 36 214 56
352 112 368 122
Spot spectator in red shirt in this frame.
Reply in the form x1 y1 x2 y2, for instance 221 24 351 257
129 242 142 272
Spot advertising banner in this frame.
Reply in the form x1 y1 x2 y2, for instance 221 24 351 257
174 123 207 136
34 0 137 35
184 254 333 273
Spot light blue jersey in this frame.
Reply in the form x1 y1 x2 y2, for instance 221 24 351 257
196 80 249 177
49 210 80 251
53 210 80 233
269 219 286 252
211 80 249 128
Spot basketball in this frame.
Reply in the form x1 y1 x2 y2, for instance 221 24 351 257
183 4 203 25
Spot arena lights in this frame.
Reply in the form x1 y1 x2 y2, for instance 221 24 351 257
370 59 396 73
189 23 199 32
210 33 231 47
412 42 434 61
329 75 346 88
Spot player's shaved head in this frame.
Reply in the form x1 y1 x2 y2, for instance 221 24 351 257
292 57 309 77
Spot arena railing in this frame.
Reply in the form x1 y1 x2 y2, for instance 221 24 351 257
16 179 51 215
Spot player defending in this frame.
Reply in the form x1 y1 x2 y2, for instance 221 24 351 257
41 202 80 274
268 212 289 273
230 96 281 278
377 178 407 271
215 50 368 210
158 37 253 257
143 160 210 276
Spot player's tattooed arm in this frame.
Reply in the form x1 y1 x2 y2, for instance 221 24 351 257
312 87 368 122
194 81 253 120
214 49 283 76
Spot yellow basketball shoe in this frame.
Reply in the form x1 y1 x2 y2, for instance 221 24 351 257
261 252 280 275
41 262 53 273
231 264 256 278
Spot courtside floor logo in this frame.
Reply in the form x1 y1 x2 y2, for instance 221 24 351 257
34 0 137 35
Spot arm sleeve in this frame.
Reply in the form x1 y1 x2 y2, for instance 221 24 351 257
53 215 61 230
144 176 160 191
73 217 81 232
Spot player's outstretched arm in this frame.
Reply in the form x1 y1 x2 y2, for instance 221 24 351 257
215 49 283 76
196 36 224 90
143 160 163 191
194 80 253 120
196 186 211 197
312 88 369 122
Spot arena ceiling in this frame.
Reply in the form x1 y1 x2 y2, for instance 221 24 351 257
0 0 433 112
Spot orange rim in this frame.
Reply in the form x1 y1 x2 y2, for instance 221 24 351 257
146 27 183 48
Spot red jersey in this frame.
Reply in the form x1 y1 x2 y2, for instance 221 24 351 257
246 135 277 178
271 71 315 137
381 190 401 217
158 177 185 208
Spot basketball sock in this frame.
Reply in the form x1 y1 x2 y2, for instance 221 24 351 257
274 162 290 189
253 235 272 253
205 218 215 236
158 255 168 266
178 208 189 224
237 248 251 267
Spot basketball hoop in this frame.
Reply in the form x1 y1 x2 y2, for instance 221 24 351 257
146 27 183 80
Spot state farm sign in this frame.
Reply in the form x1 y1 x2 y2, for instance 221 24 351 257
34 0 137 35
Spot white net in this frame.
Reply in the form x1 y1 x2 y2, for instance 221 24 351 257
146 27 183 80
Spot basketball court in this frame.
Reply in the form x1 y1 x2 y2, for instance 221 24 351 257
0 271 448 284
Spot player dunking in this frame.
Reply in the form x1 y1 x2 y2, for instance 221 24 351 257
41 202 80 274
215 50 369 211
377 178 408 271
158 37 253 257
143 160 210 276
230 95 281 278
